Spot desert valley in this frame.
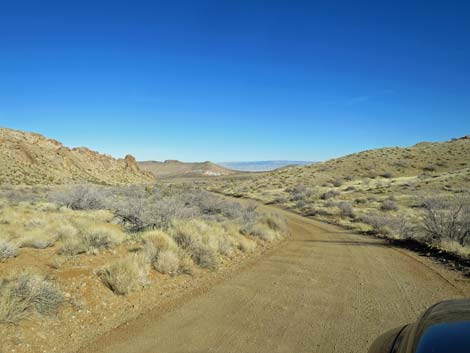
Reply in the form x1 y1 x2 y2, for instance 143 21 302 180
2 2 470 352
0 127 469 353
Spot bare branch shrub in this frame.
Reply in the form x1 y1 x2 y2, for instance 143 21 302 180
421 196 470 246
360 213 414 239
50 184 104 210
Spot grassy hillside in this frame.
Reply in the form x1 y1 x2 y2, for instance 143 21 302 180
207 137 470 257
0 128 154 185
139 160 236 178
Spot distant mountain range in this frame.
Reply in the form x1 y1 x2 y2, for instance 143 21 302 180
138 160 236 178
219 161 314 172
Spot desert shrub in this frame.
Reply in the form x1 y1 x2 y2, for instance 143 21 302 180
50 184 103 210
189 244 218 269
394 160 410 168
332 179 343 187
110 185 257 232
320 190 340 200
153 250 180 275
421 196 470 246
422 164 437 172
0 240 19 262
380 200 398 211
273 195 288 204
295 199 307 209
98 253 150 295
354 198 367 205
304 207 332 217
344 186 356 192
380 172 394 179
338 202 355 217
324 200 337 208
289 184 313 202
360 213 413 239
0 186 47 204
0 274 64 324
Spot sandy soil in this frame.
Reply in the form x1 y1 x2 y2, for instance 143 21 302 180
78 205 470 353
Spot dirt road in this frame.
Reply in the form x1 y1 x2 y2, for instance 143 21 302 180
81 206 469 353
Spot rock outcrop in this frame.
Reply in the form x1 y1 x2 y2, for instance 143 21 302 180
0 128 154 185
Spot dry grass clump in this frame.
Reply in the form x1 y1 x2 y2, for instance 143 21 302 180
241 212 288 242
439 239 470 258
263 213 289 235
0 201 123 258
20 235 57 249
153 249 180 275
246 224 276 241
141 230 196 274
98 253 150 295
189 244 219 269
23 218 46 229
58 225 124 256
172 219 236 269
238 237 257 253
0 273 64 324
0 240 19 262
217 237 235 256
142 230 176 253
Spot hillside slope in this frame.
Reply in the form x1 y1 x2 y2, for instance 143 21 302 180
210 137 470 199
207 137 470 258
0 128 154 185
139 160 236 178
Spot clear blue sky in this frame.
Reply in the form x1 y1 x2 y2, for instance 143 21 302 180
1 1 469 162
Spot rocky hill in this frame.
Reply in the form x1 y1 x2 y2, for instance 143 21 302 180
138 160 236 178
0 128 154 185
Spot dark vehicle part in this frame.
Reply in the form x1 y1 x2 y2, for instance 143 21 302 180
368 299 470 353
